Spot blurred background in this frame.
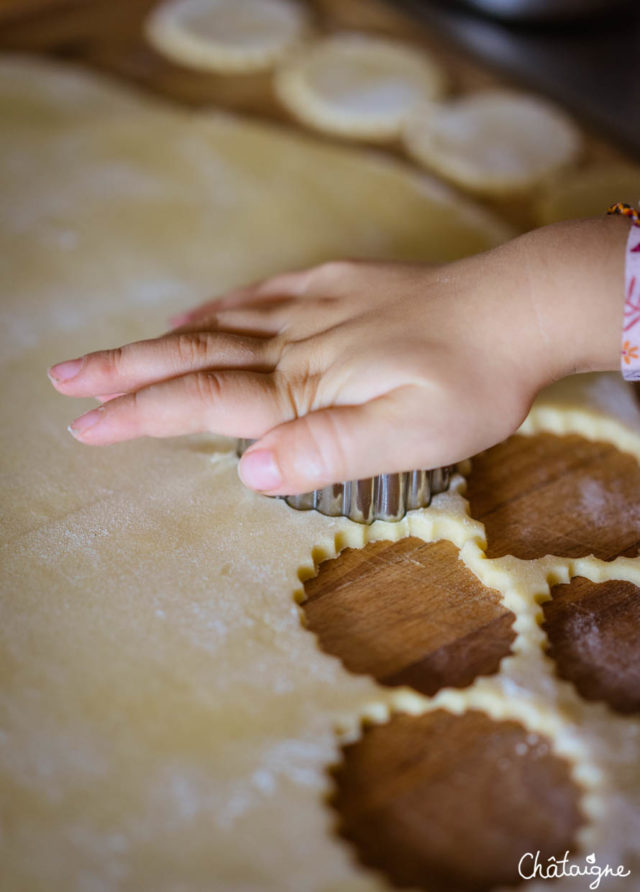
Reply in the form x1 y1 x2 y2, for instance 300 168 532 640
1 0 638 234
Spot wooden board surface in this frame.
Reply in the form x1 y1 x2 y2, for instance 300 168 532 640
2 3 639 890
303 434 640 890
303 433 640 712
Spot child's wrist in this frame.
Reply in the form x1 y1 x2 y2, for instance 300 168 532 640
516 215 628 383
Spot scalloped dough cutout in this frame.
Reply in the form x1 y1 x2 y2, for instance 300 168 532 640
544 577 640 715
465 432 640 561
329 710 583 892
302 538 516 696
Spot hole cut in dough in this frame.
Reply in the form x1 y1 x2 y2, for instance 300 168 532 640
328 709 583 892
544 577 640 715
302 538 515 697
465 433 640 561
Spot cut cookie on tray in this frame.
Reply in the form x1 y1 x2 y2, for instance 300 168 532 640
404 89 582 197
536 162 640 225
274 32 447 142
144 0 311 74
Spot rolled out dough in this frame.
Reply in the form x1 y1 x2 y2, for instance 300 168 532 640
1 55 640 892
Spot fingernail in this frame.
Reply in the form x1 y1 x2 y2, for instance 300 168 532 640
48 357 83 383
68 407 104 439
238 449 282 491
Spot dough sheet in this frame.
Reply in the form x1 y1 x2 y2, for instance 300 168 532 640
1 55 639 892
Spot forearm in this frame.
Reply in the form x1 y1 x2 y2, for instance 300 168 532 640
507 215 629 382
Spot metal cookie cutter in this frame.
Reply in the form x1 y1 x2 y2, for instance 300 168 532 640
236 439 452 524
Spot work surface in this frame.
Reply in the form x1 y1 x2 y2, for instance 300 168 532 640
1 3 640 892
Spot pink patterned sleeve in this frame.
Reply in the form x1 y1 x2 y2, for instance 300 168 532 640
622 219 640 381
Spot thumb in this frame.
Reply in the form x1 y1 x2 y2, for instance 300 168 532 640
237 390 430 496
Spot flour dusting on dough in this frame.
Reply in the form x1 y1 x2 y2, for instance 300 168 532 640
1 54 639 892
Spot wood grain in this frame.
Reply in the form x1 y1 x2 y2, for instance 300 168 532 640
302 539 516 696
544 577 640 714
465 433 640 561
329 710 583 892
302 431 638 890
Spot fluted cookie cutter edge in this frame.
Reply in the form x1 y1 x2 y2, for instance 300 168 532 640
236 439 452 524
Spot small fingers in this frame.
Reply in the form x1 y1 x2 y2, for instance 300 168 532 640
170 262 360 327
174 299 298 338
68 370 290 445
49 331 274 399
170 270 316 327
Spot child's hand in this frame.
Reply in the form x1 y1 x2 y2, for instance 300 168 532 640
48 218 626 495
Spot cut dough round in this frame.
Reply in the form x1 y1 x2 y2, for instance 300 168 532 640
144 0 310 74
404 89 582 197
274 32 446 142
536 162 640 225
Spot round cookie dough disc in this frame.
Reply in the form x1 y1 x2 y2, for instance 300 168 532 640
404 89 582 197
536 162 640 225
144 0 310 73
275 32 446 142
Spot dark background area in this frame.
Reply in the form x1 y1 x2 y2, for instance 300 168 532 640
399 0 640 157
